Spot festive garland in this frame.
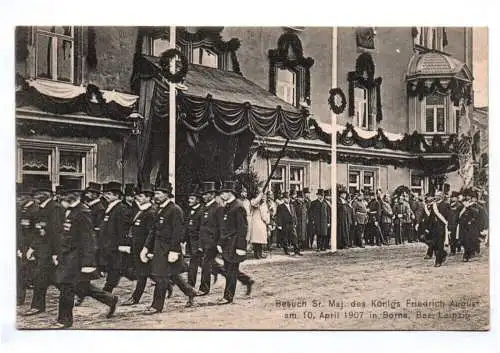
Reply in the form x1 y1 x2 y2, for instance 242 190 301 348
407 78 472 106
159 49 188 83
256 146 331 164
355 53 375 82
328 88 347 114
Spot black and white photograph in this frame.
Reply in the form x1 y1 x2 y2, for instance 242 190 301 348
11 24 489 331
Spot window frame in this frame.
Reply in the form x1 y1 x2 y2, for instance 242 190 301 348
34 26 75 83
269 159 309 193
414 27 444 51
354 85 371 129
410 172 427 196
275 67 298 106
192 46 219 68
423 94 447 134
347 166 378 194
17 139 97 191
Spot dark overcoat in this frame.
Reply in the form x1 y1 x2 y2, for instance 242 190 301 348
145 201 186 278
98 201 129 272
457 205 480 252
184 205 203 253
309 199 328 237
292 199 308 242
199 200 223 250
219 199 248 264
129 204 155 277
55 202 96 284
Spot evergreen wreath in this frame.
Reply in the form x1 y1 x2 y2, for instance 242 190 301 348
328 88 347 114
159 49 188 83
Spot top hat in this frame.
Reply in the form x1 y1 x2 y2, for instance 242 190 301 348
59 188 83 196
85 182 102 193
155 181 173 194
201 181 217 194
124 183 136 196
303 187 310 194
296 190 304 197
316 188 324 196
220 181 237 193
189 184 202 197
137 184 154 196
104 181 123 194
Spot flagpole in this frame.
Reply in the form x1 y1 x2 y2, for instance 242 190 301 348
168 26 176 195
329 26 338 253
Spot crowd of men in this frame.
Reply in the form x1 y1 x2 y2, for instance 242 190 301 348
336 187 489 266
242 187 333 259
16 180 255 329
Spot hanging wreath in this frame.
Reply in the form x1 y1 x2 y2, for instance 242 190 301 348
159 49 188 83
328 88 347 114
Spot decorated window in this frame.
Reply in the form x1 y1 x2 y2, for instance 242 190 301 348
424 94 447 133
410 172 427 195
268 30 314 108
348 169 376 195
354 86 370 129
276 68 297 106
35 26 74 82
17 139 96 191
270 161 308 194
192 47 218 68
413 27 447 51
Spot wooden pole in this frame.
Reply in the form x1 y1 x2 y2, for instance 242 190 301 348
168 26 176 195
329 26 338 253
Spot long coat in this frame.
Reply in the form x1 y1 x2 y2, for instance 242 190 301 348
55 202 96 284
249 194 270 245
31 199 65 286
87 199 105 232
129 203 155 277
380 200 394 224
337 198 350 248
292 199 308 243
145 201 186 278
184 204 203 253
98 201 129 272
199 200 222 250
309 199 328 236
18 200 39 286
219 199 248 264
425 201 451 246
457 205 480 253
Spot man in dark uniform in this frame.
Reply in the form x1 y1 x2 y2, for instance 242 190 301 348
17 184 37 306
98 181 130 293
122 185 156 306
366 192 385 246
448 191 464 256
303 187 313 249
140 182 198 314
216 181 254 305
309 189 329 251
184 184 204 289
292 190 308 251
336 188 350 250
457 190 482 262
198 181 223 295
24 184 65 316
52 188 117 328
425 191 451 267
351 191 367 248
421 194 434 259
324 189 333 249
276 192 302 256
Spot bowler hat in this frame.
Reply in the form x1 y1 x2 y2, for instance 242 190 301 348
124 183 136 196
155 181 173 194
104 181 123 194
316 188 324 196
303 187 310 194
85 182 102 193
201 181 217 194
220 181 237 193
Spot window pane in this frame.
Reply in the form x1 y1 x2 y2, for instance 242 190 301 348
152 38 170 56
290 167 303 182
36 34 52 79
57 39 73 82
276 69 296 105
59 175 83 189
349 172 359 184
425 108 435 132
363 172 374 186
22 174 51 190
38 26 72 36
23 149 50 171
436 108 445 132
60 151 83 173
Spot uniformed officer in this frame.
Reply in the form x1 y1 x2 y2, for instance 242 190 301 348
140 182 198 314
98 181 130 293
216 181 253 305
52 188 115 328
24 183 65 316
122 185 156 306
184 184 204 288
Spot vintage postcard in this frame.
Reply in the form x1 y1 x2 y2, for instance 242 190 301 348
14 26 488 330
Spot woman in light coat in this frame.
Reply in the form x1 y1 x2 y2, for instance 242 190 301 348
249 189 270 259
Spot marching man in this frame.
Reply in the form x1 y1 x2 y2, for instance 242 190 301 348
425 191 451 267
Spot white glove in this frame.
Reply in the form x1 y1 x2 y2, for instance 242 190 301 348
168 251 179 263
235 249 246 256
197 248 204 253
17 250 22 258
480 230 488 236
26 247 35 261
140 247 149 263
277 226 282 230
374 221 378 226
81 267 96 273
217 245 223 253
118 246 131 254
52 255 58 266
147 253 154 259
